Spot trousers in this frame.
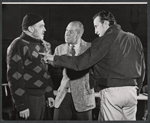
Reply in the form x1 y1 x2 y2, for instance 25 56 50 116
53 93 92 120
98 86 137 121
16 94 46 120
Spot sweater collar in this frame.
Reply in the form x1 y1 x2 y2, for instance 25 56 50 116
20 32 41 43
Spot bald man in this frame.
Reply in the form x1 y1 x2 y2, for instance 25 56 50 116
53 21 95 120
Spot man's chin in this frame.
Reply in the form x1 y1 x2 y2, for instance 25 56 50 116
40 36 44 40
66 40 71 44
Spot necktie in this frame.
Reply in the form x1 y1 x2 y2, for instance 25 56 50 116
70 45 76 56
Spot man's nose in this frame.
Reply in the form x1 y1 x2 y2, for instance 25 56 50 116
65 31 70 36
95 29 97 34
44 27 46 31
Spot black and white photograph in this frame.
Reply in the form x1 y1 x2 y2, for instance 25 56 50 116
1 1 148 121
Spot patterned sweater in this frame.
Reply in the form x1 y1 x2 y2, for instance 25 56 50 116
7 32 54 111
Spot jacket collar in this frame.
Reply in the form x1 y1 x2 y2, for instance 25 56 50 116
104 24 121 35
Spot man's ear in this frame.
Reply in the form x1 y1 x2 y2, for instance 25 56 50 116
103 20 110 29
104 20 110 26
77 34 81 39
77 31 83 39
28 26 34 33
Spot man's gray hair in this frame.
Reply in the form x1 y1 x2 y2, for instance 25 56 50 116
71 21 84 37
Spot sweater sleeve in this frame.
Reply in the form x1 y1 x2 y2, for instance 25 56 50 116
7 40 29 112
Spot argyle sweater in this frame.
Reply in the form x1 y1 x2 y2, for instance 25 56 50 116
7 32 54 111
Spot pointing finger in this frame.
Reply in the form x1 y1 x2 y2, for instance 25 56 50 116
39 52 45 55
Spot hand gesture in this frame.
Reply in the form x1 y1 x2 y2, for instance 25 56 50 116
47 97 55 108
39 52 54 62
41 39 51 54
19 108 30 119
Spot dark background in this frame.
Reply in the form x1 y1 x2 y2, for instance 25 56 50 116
2 3 148 120
2 4 147 84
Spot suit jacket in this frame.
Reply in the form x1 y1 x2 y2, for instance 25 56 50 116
54 39 95 112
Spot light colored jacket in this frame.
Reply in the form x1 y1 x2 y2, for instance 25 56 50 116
54 39 95 112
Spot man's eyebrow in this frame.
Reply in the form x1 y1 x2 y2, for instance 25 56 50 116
66 29 74 32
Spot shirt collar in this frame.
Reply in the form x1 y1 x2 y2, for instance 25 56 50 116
69 38 81 50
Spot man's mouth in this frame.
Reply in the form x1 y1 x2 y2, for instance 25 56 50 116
65 37 70 40
98 34 101 37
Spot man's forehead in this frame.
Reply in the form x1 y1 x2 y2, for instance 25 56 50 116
67 23 79 31
35 20 45 26
94 16 100 24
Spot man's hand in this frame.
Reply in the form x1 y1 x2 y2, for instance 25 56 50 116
47 60 56 67
47 54 54 61
19 108 30 119
47 97 55 108
41 39 51 54
39 52 54 61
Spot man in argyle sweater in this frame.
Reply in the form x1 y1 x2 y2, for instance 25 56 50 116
6 13 54 120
